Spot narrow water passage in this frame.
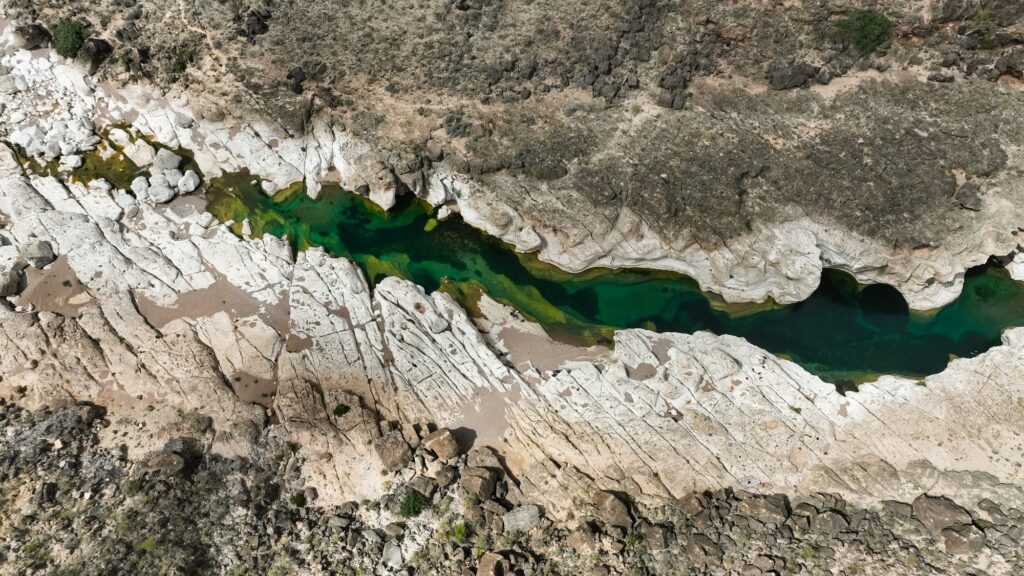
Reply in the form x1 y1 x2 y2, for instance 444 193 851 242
207 173 1024 387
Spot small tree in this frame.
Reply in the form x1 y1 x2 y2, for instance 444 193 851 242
837 10 893 55
53 20 86 58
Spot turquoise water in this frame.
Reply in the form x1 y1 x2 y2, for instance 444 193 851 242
207 174 1024 388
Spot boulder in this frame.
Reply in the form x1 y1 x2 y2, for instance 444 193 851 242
460 467 498 500
955 181 982 211
408 475 437 499
0 246 26 297
476 552 507 576
433 464 457 488
640 522 670 550
373 431 412 472
592 491 632 528
131 176 150 200
15 24 51 50
144 451 186 475
153 148 183 170
0 75 17 96
567 522 598 554
468 446 503 469
35 482 58 507
146 173 176 203
19 241 55 268
59 155 83 171
163 169 184 186
941 524 985 555
767 59 819 90
502 505 541 533
996 48 1024 78
381 541 403 569
812 509 850 534
178 170 201 193
75 38 113 75
148 184 176 204
913 495 972 533
733 494 789 526
422 428 460 461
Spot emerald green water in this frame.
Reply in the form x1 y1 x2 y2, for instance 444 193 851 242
207 173 1024 388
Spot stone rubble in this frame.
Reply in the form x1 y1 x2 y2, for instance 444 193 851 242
1 400 1020 576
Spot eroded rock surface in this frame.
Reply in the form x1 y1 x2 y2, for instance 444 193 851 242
1 8 1024 575
10 0 1024 308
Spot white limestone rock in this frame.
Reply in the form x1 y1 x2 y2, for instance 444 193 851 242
58 154 82 171
0 74 17 95
177 170 200 193
153 148 182 170
163 168 183 186
130 176 150 199
0 245 26 296
108 128 156 167
146 173 176 204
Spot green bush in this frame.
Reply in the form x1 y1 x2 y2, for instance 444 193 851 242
449 523 469 544
972 9 999 50
290 492 307 508
53 20 86 58
332 403 350 417
399 491 427 518
837 9 893 54
172 48 196 75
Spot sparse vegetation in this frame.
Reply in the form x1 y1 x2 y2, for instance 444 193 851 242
333 403 351 417
53 20 86 58
290 492 307 508
449 522 469 544
837 9 893 55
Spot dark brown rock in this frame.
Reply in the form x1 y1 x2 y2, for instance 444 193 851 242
422 428 460 461
592 490 632 528
373 431 412 472
913 494 972 533
460 467 498 500
476 551 506 576
942 524 985 555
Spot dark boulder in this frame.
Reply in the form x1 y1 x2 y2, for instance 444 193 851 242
75 38 113 74
236 9 271 41
955 181 982 211
913 494 972 532
373 431 412 472
15 24 51 50
592 490 632 528
941 524 986 555
767 58 820 90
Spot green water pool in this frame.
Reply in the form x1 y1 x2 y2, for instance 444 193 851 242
205 173 1024 388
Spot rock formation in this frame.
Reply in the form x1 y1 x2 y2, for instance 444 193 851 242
1 4 1024 574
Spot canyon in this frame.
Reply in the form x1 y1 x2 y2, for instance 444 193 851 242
2 2 1024 574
